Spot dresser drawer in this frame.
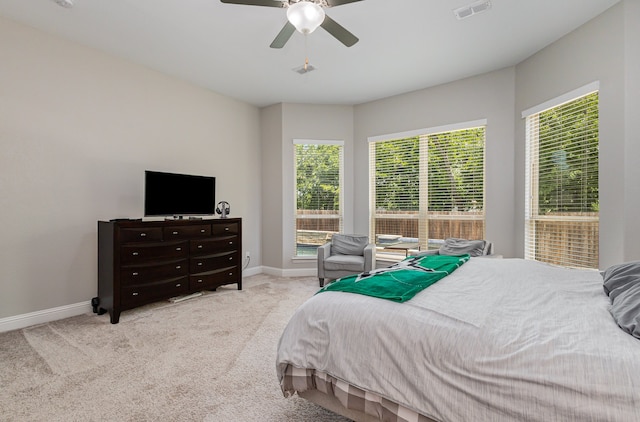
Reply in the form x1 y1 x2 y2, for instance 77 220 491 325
120 259 188 285
189 267 239 290
190 236 238 254
120 241 188 265
121 277 189 307
119 227 163 243
190 251 237 273
163 225 211 239
211 222 239 235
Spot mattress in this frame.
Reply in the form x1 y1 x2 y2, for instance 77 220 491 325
276 258 640 421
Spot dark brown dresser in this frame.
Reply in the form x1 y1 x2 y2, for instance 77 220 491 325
95 218 242 323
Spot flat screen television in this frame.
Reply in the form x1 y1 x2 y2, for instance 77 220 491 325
144 170 215 217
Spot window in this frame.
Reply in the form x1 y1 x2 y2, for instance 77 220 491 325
369 122 485 258
524 84 599 269
294 140 344 257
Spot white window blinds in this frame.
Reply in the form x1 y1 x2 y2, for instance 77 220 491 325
427 128 485 218
294 140 344 257
369 125 485 252
524 89 599 269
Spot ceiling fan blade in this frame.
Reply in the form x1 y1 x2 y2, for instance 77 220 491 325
220 0 285 7
270 21 296 48
325 0 363 7
320 15 359 47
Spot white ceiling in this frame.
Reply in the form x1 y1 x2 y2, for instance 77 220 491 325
0 0 620 107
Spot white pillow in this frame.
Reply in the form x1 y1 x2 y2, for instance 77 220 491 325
603 260 640 339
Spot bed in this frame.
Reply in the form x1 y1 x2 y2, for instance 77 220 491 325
276 257 640 421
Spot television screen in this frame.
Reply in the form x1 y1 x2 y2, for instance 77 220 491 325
144 171 215 217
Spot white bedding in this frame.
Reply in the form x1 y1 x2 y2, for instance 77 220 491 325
276 258 640 421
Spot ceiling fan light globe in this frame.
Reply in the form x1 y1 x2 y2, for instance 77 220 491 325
286 1 325 34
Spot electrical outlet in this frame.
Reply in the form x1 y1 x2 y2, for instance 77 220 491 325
246 251 250 258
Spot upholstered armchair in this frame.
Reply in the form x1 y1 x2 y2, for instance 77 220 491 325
317 234 376 287
416 238 495 257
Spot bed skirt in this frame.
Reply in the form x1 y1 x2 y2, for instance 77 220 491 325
280 364 437 422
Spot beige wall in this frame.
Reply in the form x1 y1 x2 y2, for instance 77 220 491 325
353 67 517 257
514 2 627 268
623 0 640 261
0 17 262 319
260 104 284 270
261 103 354 274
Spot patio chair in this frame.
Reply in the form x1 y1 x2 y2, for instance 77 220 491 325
317 234 376 287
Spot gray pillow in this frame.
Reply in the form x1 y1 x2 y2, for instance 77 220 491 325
331 234 368 256
603 261 640 339
439 238 487 257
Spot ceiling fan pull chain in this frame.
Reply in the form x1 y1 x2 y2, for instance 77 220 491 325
304 34 309 71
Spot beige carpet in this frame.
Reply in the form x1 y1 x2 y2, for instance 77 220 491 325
0 274 352 422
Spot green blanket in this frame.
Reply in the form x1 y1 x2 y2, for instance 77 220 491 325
318 254 470 302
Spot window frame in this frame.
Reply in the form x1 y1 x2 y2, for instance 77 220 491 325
368 120 487 259
522 82 600 269
293 139 344 258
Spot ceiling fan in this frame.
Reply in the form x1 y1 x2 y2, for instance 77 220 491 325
220 0 362 48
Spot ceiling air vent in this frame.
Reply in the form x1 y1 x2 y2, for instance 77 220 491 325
453 0 491 20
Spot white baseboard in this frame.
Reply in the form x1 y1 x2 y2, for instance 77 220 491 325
0 301 92 333
261 266 317 278
1 266 315 333
242 266 262 277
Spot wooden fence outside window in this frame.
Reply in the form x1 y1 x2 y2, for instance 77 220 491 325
297 210 599 268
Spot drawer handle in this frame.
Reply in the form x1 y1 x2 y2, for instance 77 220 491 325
197 262 203 266
197 279 203 283
229 241 233 245
197 245 203 249
228 272 233 276
172 231 178 235
132 272 139 276
229 257 233 261
176 265 181 269
132 292 139 296
132 252 139 256
176 283 181 287
200 229 205 233
225 227 230 231
140 233 146 237
176 247 182 251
